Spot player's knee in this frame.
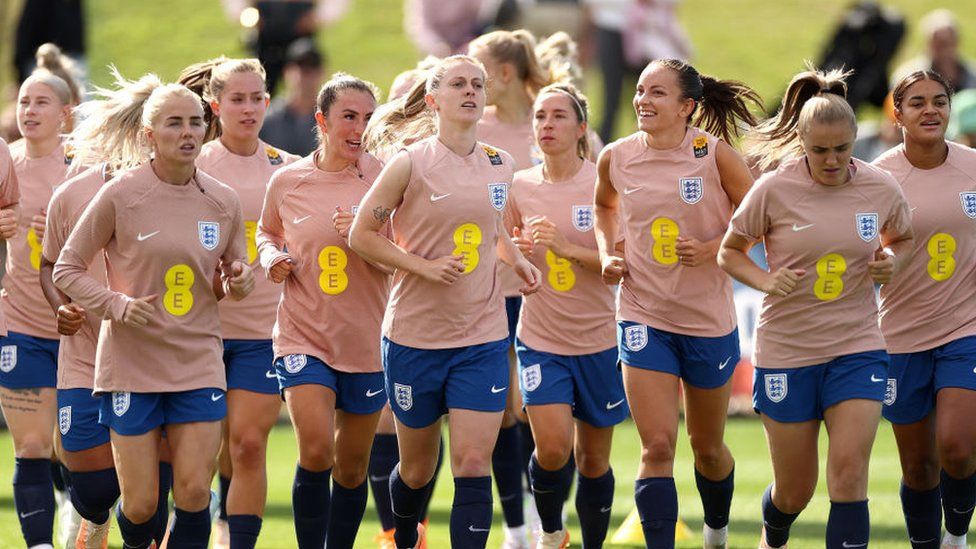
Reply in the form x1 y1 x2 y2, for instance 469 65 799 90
13 433 52 458
121 493 158 524
575 448 610 478
230 429 268 470
901 454 941 489
774 485 813 514
828 458 869 499
452 448 492 478
534 443 572 471
398 459 437 488
688 436 725 470
172 474 213 511
641 434 676 467
939 435 976 478
298 440 335 472
333 459 368 488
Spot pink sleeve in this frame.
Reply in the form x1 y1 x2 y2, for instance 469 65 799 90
883 184 913 242
729 177 771 241
52 188 131 321
0 141 18 208
256 173 289 273
503 190 521 235
222 194 248 265
41 192 66 263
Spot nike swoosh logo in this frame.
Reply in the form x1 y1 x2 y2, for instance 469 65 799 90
293 215 312 224
499 493 518 502
718 356 732 370
870 374 884 383
19 509 45 518
909 538 936 544
265 371 277 379
468 525 490 533
366 388 384 397
600 506 612 513
952 505 976 514
430 193 451 202
842 543 867 548
606 399 625 410
791 223 815 232
623 187 640 195
369 474 390 482
490 385 506 394
137 230 160 241
211 393 224 401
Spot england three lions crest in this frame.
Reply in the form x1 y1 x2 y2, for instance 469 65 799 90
764 374 788 403
59 406 72 435
488 183 508 212
623 325 647 352
855 213 879 242
572 205 594 232
394 383 413 411
198 221 220 250
112 392 131 417
961 192 976 219
521 364 542 392
679 177 703 205
283 354 307 374
0 345 16 373
884 379 897 406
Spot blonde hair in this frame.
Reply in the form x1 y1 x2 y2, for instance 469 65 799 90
748 64 854 171
35 43 84 104
177 57 266 140
469 29 551 98
141 84 205 129
535 32 581 88
535 83 591 159
68 68 162 171
364 55 484 158
20 70 73 106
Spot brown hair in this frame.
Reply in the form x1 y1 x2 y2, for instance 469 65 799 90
535 83 590 158
177 57 266 141
892 70 952 110
35 43 83 104
315 72 380 145
469 29 551 98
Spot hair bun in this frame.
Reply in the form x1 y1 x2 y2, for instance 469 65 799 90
36 43 64 70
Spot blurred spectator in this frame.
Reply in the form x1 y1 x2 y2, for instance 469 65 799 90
818 1 903 112
582 0 691 143
516 0 584 44
14 0 86 85
404 0 495 57
222 0 349 94
948 89 976 148
853 93 902 161
259 38 326 156
893 9 976 93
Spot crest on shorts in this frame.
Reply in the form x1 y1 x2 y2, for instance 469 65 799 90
884 378 897 406
0 345 16 373
488 183 508 212
394 383 413 411
283 354 307 374
198 221 220 251
112 392 131 417
764 374 788 403
572 205 594 232
855 213 879 242
521 364 542 392
623 325 648 352
266 146 283 165
58 406 72 435
679 177 703 205
961 192 976 219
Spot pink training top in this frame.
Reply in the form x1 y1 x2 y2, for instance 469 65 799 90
0 139 20 336
384 137 513 349
478 108 540 298
43 165 110 390
729 157 912 368
508 160 616 355
196 139 298 340
53 162 247 393
3 140 70 340
608 128 736 337
873 142 976 354
257 153 389 373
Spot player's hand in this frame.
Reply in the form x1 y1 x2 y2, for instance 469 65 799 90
528 216 569 257
57 303 86 336
332 206 354 240
223 260 255 299
514 258 542 295
675 236 714 267
122 294 157 328
762 267 806 297
511 226 534 257
0 208 17 239
601 255 628 285
418 254 466 285
269 255 296 283
30 210 46 241
868 246 895 284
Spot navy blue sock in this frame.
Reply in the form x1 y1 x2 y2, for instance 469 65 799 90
390 464 429 548
451 476 493 549
942 469 976 536
218 474 231 521
369 433 399 531
13 457 55 546
695 467 734 529
228 514 262 549
635 477 678 549
492 425 525 528
68 467 119 524
168 505 212 548
761 484 799 548
326 480 369 549
292 465 331 549
901 483 941 548
418 437 444 523
116 507 157 549
153 461 173 546
826 500 869 549
51 461 67 492
528 455 573 533
518 421 535 487
576 468 615 548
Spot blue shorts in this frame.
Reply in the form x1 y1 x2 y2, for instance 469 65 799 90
505 296 522 345
884 336 976 425
58 388 110 452
516 341 627 428
224 339 278 394
617 322 739 389
0 331 59 389
274 354 386 415
753 350 889 423
98 388 227 436
383 337 510 428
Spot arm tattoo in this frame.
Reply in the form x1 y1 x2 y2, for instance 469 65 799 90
372 206 392 223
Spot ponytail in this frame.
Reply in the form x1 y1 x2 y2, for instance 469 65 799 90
535 31 583 89
747 64 854 171
35 43 83 104
469 30 551 98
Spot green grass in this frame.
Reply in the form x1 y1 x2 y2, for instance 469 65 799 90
0 418 912 548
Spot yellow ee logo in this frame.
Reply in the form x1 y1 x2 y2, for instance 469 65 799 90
546 250 575 292
244 221 258 264
27 228 42 271
926 233 956 281
651 217 679 265
163 264 195 316
813 253 846 301
318 246 349 295
452 223 482 274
